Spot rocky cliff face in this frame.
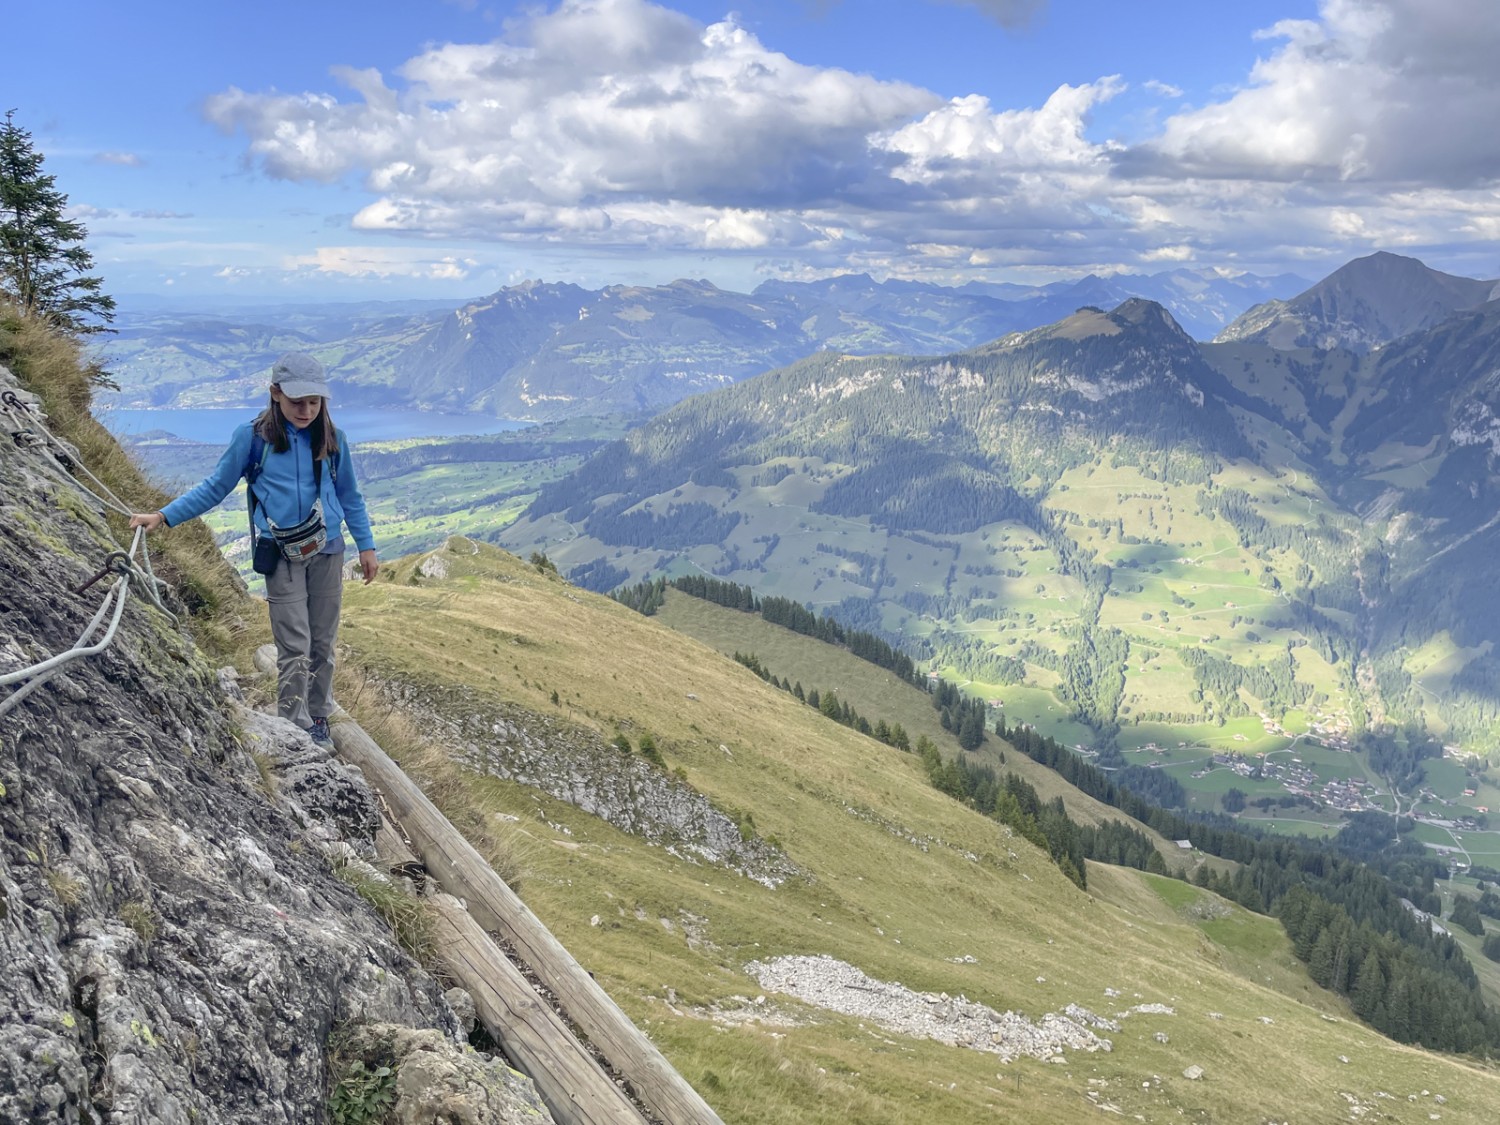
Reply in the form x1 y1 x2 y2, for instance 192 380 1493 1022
0 362 550 1124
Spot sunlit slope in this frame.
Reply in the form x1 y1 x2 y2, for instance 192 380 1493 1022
341 539 1500 1124
649 585 1209 867
496 299 1378 753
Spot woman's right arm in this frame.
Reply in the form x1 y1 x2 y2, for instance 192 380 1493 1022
138 425 257 530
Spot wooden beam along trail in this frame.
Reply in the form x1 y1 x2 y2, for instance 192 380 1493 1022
328 715 726 1125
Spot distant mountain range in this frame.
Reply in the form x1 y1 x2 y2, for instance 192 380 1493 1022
103 267 1308 420
1216 252 1498 352
499 253 1500 749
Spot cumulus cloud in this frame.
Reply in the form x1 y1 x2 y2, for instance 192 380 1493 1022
286 246 480 280
878 78 1123 185
93 151 143 166
207 0 936 213
204 0 1500 281
1126 0 1500 186
130 209 193 220
1141 244 1195 262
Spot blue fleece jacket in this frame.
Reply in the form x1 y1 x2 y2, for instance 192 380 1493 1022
161 421 376 554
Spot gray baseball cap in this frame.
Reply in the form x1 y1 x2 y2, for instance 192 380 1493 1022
271 352 331 400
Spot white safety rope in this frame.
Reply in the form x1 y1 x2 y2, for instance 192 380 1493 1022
1 388 182 718
1 390 174 615
0 536 136 718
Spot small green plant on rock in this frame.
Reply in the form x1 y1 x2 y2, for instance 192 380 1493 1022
637 732 666 769
328 1059 398 1125
119 900 158 945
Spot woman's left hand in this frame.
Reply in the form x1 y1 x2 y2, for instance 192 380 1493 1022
359 549 379 584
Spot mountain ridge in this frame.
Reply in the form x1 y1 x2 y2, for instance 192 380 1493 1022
1216 251 1498 353
502 283 1500 750
8 312 1500 1123
103 267 1310 420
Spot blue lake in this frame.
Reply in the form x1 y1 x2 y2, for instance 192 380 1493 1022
99 406 530 446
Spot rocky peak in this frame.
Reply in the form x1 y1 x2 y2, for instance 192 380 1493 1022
1108 297 1192 339
1216 251 1498 352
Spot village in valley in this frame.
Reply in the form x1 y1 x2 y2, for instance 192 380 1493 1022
1093 707 1500 869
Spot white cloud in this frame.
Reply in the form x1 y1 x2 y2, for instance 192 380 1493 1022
67 204 116 220
878 78 1123 185
1141 244 1195 262
207 0 936 212
130 210 193 220
203 0 1500 283
1129 0 1500 186
285 246 481 280
93 151 143 167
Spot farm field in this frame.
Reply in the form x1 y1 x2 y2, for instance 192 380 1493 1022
1234 816 1343 838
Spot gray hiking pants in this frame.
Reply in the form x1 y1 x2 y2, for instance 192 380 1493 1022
266 551 344 729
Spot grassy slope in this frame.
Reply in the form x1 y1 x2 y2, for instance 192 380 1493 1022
340 538 1500 1124
651 588 1206 871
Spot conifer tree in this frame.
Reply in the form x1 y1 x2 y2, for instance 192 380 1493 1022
1352 952 1384 1019
0 111 115 334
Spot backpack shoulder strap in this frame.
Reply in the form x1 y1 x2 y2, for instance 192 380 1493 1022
246 431 270 541
326 425 339 485
246 432 269 485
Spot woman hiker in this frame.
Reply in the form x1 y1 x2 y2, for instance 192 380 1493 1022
130 352 378 743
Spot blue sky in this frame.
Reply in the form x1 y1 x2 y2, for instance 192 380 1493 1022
9 0 1499 304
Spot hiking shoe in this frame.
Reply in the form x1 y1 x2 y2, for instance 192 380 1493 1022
308 716 332 743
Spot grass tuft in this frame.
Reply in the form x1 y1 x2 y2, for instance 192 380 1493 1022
119 900 158 945
333 859 436 965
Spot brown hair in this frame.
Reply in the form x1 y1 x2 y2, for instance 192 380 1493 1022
253 394 340 461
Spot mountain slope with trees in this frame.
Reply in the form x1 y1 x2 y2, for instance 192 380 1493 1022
502 275 1500 753
336 535 1500 1123
7 295 1500 1122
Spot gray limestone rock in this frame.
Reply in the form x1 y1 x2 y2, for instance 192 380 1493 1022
0 363 551 1124
237 709 382 850
377 677 802 888
445 987 479 1037
338 1023 555 1125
